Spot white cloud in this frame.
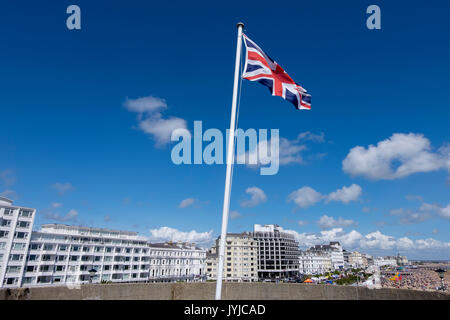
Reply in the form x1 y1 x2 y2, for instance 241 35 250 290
124 95 187 146
297 131 325 143
138 115 187 146
325 184 362 204
177 198 207 209
241 187 267 207
342 133 449 180
298 220 308 226
439 204 450 219
51 202 63 208
288 186 322 208
0 189 18 200
149 226 213 245
124 96 167 113
45 209 78 222
52 182 74 195
288 184 363 208
390 200 450 224
178 198 196 208
389 208 432 225
282 227 450 257
230 211 241 220
317 215 358 229
0 170 15 186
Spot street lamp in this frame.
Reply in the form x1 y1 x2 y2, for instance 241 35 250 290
88 268 97 284
434 268 446 291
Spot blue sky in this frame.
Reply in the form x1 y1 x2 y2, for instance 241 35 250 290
1 0 449 259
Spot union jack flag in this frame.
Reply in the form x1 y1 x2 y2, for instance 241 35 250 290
242 34 311 110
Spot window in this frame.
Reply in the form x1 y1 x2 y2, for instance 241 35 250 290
26 266 35 272
43 244 54 251
28 254 39 261
4 278 18 285
0 242 7 250
19 209 33 217
3 208 14 215
0 231 9 238
23 277 35 284
30 244 41 250
6 266 21 273
1 219 11 227
70 255 79 261
16 221 30 228
9 254 23 261
14 231 28 239
71 246 80 252
59 245 67 251
0 254 3 262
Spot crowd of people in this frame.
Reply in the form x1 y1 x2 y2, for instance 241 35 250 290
380 266 449 291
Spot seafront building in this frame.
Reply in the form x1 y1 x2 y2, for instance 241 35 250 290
299 250 332 275
252 224 300 279
309 242 345 270
0 198 206 288
206 233 258 282
0 197 36 287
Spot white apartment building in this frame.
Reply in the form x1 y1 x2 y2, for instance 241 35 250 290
374 256 398 268
309 242 345 270
252 224 300 279
0 197 35 288
148 241 206 282
0 198 206 288
206 233 258 282
348 251 364 269
299 250 332 275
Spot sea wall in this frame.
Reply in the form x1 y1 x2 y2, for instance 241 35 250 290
2 282 449 300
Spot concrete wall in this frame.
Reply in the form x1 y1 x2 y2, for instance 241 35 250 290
1 283 449 300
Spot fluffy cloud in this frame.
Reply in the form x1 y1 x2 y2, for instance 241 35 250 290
389 208 432 225
45 209 78 222
282 227 450 257
0 189 19 200
288 186 322 208
297 131 325 143
124 95 187 146
297 220 308 226
390 200 450 224
325 184 362 204
230 211 241 220
288 184 362 208
342 133 449 180
52 182 74 195
177 198 207 209
178 198 196 208
0 170 16 187
148 226 213 245
241 187 267 207
317 215 358 229
237 132 325 168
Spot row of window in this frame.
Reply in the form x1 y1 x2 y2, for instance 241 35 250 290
1 208 33 217
0 231 29 239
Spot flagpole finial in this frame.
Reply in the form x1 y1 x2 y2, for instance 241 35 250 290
237 22 244 29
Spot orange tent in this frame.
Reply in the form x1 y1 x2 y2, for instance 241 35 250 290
304 278 313 283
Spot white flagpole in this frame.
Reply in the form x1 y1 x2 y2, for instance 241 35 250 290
215 22 244 300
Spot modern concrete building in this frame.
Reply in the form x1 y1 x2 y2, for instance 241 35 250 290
206 233 258 282
0 197 35 288
252 224 300 280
